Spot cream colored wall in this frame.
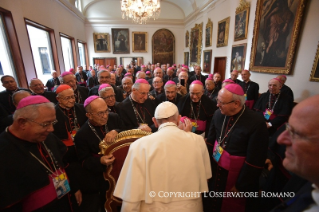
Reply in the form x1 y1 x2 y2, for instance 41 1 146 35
0 0 86 82
185 0 319 102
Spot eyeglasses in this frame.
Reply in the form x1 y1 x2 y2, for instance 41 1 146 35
137 90 148 96
90 110 109 117
101 94 116 100
27 119 58 128
60 95 75 101
215 98 235 106
285 123 318 141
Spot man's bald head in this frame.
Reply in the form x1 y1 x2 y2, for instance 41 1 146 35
12 90 31 106
268 78 282 94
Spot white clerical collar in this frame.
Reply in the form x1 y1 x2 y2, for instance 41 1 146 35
158 122 177 131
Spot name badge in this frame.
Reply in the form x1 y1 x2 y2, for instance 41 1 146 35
52 170 70 199
244 93 247 101
213 143 224 162
264 109 273 120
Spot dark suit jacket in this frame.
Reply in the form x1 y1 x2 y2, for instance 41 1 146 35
45 78 60 91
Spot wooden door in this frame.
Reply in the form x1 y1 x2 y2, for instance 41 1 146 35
93 57 117 68
214 57 226 81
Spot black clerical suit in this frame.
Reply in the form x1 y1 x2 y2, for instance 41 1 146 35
0 88 31 114
190 74 206 85
32 91 57 103
46 78 60 91
240 80 259 109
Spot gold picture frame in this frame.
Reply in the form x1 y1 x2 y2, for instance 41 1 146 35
234 0 250 41
185 31 189 47
217 17 230 47
184 52 189 66
249 0 307 74
132 32 147 53
190 23 203 66
93 33 111 53
205 18 213 47
310 42 319 82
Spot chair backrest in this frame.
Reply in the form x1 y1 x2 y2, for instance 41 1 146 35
101 129 152 212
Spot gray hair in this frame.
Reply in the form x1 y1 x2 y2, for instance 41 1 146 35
13 102 55 121
12 90 31 106
132 82 151 90
136 72 146 79
98 86 114 96
61 74 76 83
29 78 42 87
232 93 245 106
97 69 110 79
122 77 133 84
164 83 177 90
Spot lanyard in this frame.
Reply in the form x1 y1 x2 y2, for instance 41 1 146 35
207 89 216 99
268 92 280 111
88 121 109 142
244 81 250 94
218 105 246 148
190 100 201 123
129 95 145 124
58 106 79 132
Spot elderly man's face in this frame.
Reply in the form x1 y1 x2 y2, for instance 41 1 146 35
30 79 45 94
122 78 133 93
98 71 111 84
189 84 203 103
154 69 163 78
151 65 155 70
205 80 215 91
2 76 18 91
167 69 174 77
178 72 188 83
195 66 201 76
57 89 75 109
214 74 221 82
25 106 56 143
153 77 163 90
165 86 177 101
110 73 116 85
216 88 236 115
241 70 250 82
77 67 83 73
127 69 134 74
52 72 58 78
91 70 96 77
162 65 167 70
132 83 150 104
268 79 282 94
100 89 116 107
137 72 146 79
63 75 77 90
231 72 238 81
87 98 109 126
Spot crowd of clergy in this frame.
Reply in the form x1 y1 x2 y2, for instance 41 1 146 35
1 60 316 212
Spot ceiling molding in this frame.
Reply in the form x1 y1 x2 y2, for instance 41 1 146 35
184 0 219 25
161 0 186 18
57 0 86 21
86 18 184 26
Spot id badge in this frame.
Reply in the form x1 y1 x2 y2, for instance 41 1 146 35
191 122 198 133
244 94 247 101
213 143 224 162
264 109 273 120
52 171 70 199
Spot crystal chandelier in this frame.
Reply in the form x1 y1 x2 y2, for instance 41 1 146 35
121 0 161 24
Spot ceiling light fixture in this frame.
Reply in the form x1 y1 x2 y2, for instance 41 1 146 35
121 0 161 24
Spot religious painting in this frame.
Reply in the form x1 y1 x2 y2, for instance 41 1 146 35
217 17 230 47
38 47 51 74
231 43 247 72
132 32 147 53
152 29 175 65
249 0 307 74
310 42 319 82
111 28 130 54
205 19 213 47
185 31 189 47
234 0 250 41
190 23 203 66
93 33 111 53
184 52 189 66
203 50 212 74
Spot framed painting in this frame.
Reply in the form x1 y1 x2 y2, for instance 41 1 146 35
93 33 111 53
184 52 189 66
111 28 130 54
249 0 307 74
205 18 213 47
234 0 250 41
185 31 189 47
203 50 212 74
310 42 319 82
132 32 147 53
152 29 175 65
217 17 230 47
231 43 247 72
190 23 203 66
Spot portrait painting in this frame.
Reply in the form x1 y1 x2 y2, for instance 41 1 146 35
190 23 203 66
217 17 230 47
132 32 147 53
310 42 319 82
152 29 175 65
234 1 250 41
184 52 189 66
203 50 212 74
186 31 189 47
249 0 307 74
205 18 213 47
111 28 130 54
93 33 111 53
231 43 247 72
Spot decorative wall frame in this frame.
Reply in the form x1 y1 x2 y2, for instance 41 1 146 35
152 28 175 65
93 33 111 53
203 50 212 74
249 0 307 74
190 23 203 66
234 0 250 41
217 17 230 47
185 31 189 47
111 28 130 54
184 52 189 66
231 43 247 72
310 42 319 82
132 32 147 53
205 18 213 47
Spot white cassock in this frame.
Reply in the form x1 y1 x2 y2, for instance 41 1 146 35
114 122 212 212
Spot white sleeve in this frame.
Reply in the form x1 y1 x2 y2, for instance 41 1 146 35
121 201 141 212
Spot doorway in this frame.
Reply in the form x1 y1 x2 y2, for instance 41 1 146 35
213 57 227 81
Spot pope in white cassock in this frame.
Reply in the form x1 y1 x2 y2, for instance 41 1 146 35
114 101 212 212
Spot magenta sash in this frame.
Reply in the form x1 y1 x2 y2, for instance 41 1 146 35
245 100 255 109
262 111 277 121
189 118 206 132
213 141 246 212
